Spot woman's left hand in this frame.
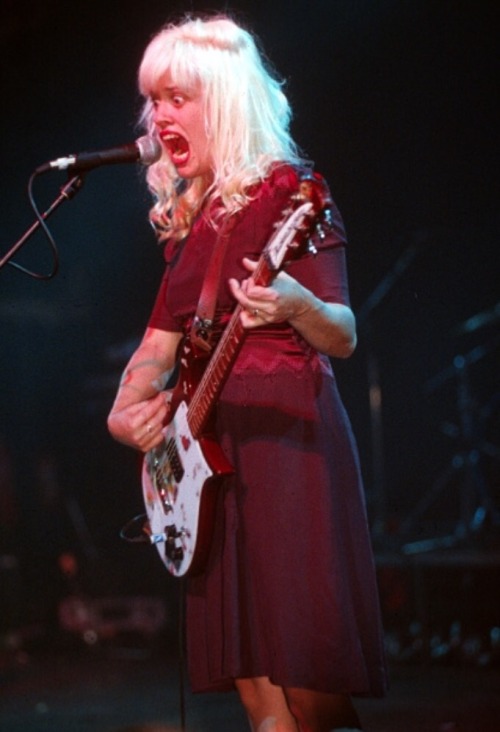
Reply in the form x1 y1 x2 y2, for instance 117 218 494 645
228 257 306 329
228 257 357 357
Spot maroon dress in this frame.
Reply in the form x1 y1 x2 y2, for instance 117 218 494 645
148 164 387 697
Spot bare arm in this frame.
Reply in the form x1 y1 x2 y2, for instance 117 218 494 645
228 258 357 358
107 327 183 452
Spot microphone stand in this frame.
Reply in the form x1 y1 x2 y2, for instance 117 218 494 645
357 243 420 541
0 173 85 274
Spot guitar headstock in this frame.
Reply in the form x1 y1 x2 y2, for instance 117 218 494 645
264 172 333 272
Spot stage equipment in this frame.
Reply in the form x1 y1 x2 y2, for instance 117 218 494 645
401 308 500 555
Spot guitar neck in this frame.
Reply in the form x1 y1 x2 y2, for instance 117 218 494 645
187 257 272 438
185 185 326 439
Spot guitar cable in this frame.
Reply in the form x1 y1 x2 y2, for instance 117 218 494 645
177 577 187 732
119 515 187 729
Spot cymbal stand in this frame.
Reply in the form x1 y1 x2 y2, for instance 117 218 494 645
402 341 499 555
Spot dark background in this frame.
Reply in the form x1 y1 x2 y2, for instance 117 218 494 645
1 0 499 623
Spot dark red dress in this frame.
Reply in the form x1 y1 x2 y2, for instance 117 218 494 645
148 165 387 697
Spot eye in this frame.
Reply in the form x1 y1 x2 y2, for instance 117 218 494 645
171 93 185 107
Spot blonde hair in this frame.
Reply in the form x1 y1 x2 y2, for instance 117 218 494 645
138 15 304 241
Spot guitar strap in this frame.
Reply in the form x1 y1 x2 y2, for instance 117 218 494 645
190 212 240 352
189 168 322 353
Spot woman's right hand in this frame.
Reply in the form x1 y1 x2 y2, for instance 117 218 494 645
107 327 182 452
107 390 171 453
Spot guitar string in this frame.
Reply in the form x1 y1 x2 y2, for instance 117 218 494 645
187 298 247 437
155 437 180 488
186 200 321 437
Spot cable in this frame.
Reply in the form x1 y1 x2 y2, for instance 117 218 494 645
177 578 187 732
12 170 61 279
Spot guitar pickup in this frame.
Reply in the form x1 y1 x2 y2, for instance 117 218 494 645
165 438 184 483
150 439 185 514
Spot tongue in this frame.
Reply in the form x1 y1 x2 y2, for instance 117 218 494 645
167 134 189 165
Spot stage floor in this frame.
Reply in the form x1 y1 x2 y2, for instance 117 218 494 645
1 644 500 732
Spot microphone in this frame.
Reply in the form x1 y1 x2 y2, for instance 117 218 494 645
36 135 162 174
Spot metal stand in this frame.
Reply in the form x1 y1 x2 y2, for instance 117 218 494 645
0 173 85 276
401 336 500 555
357 240 421 537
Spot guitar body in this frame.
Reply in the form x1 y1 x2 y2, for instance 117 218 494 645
142 343 233 578
140 173 332 577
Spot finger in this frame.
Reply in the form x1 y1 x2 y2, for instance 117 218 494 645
130 394 168 443
241 256 258 272
228 277 247 305
229 280 262 316
144 401 169 433
143 392 169 421
139 418 165 452
239 306 270 331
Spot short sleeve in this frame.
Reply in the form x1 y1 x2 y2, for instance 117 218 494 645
147 238 186 332
286 189 351 307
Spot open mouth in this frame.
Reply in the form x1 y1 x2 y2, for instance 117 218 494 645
161 133 189 166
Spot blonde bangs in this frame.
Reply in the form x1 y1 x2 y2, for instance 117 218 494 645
139 31 202 99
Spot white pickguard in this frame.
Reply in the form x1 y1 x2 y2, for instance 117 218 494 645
142 400 213 577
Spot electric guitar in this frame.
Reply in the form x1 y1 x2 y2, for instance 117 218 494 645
141 175 332 577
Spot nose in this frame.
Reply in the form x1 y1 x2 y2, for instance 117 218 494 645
152 100 173 128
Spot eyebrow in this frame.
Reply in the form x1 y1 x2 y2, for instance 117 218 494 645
150 85 183 99
163 85 190 96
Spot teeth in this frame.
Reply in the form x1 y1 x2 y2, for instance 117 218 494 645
161 132 189 165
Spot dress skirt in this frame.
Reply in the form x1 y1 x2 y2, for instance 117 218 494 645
185 331 388 697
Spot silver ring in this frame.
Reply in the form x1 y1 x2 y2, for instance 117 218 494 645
146 423 152 433
252 308 260 317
